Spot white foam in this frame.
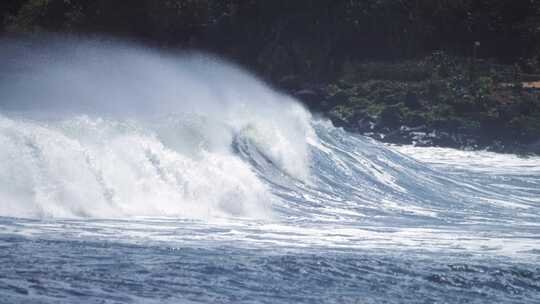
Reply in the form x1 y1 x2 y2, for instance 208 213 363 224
394 145 540 175
0 37 316 219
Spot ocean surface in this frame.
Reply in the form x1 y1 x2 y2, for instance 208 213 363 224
0 38 539 303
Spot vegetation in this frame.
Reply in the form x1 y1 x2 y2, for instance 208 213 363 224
320 54 540 152
1 0 540 152
2 1 540 76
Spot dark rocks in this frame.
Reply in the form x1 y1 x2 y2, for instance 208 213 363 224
404 113 426 127
404 91 421 109
281 56 540 155
355 117 376 132
526 139 540 154
432 118 462 131
378 105 404 128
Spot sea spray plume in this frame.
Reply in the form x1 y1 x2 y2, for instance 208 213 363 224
0 36 316 219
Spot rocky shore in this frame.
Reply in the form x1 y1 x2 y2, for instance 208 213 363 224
283 55 540 155
3 1 540 155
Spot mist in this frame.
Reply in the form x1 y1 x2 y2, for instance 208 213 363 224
0 36 315 219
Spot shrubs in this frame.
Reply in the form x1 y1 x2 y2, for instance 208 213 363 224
321 54 540 151
342 61 431 82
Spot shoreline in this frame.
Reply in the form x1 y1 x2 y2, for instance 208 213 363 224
284 57 540 156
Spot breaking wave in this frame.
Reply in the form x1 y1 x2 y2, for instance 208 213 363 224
0 37 539 231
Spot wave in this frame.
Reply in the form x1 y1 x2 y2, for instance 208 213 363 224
0 36 315 219
0 37 539 226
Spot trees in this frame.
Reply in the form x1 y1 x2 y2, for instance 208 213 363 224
3 0 539 79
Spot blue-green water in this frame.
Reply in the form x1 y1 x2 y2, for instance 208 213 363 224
0 39 539 303
1 121 539 303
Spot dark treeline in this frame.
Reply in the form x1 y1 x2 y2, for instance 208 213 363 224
2 0 540 153
2 0 540 81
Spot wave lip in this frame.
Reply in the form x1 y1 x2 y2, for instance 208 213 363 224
0 114 279 219
0 37 539 231
0 37 316 220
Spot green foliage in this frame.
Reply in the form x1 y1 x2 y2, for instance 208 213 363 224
6 0 50 32
3 0 540 77
2 0 540 148
323 52 540 147
473 76 495 105
342 61 431 82
365 102 386 117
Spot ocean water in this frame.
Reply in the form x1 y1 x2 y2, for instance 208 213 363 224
0 38 539 303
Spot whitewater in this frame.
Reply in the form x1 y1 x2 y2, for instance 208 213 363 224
0 37 539 303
